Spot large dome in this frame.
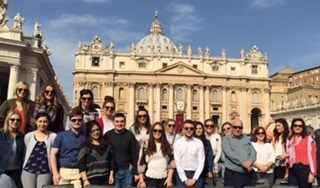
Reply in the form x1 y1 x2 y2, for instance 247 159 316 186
136 12 178 54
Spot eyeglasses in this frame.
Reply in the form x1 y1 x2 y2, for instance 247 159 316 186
153 129 163 133
184 127 194 131
17 88 28 93
10 118 21 123
104 106 115 111
45 90 55 95
91 129 101 134
81 97 92 101
232 126 243 130
257 132 265 135
138 114 147 119
205 124 214 128
167 124 175 128
223 127 231 131
293 124 303 128
71 118 83 123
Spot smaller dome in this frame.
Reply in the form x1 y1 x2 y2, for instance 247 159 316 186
136 11 178 54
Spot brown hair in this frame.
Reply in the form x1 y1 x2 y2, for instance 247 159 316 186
36 83 61 108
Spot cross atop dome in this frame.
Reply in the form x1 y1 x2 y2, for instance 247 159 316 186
150 10 163 35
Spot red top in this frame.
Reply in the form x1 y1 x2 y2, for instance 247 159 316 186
293 137 317 176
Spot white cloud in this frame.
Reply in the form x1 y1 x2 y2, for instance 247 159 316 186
167 3 203 42
249 0 288 8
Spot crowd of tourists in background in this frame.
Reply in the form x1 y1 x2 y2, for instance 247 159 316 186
0 81 319 188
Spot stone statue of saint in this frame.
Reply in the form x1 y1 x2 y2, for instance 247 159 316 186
240 49 246 59
205 47 210 57
131 43 136 53
178 43 184 54
13 13 25 31
78 41 83 51
110 41 115 51
198 47 202 56
33 22 43 38
187 45 192 55
222 49 226 59
0 0 8 27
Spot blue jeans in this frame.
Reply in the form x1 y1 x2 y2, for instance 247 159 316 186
115 169 133 188
288 164 312 188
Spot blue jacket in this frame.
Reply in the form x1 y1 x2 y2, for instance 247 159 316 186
0 131 25 174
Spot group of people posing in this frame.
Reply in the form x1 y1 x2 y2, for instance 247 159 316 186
0 81 319 188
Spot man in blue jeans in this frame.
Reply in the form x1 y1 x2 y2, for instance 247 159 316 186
104 113 139 188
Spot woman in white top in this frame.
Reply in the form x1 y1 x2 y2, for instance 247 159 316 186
130 108 151 147
252 127 276 188
97 96 115 135
204 119 222 170
138 122 174 188
164 119 181 147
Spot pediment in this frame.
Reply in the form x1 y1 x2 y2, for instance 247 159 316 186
155 62 206 76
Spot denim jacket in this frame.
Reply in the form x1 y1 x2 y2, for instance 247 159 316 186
0 131 25 174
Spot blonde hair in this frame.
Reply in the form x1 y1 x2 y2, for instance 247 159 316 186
14 81 30 100
3 111 21 133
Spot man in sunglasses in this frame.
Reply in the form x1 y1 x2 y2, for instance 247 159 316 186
50 110 85 188
222 119 256 188
174 120 205 188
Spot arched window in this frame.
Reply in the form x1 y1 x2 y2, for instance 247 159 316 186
231 91 236 102
253 92 259 103
138 88 145 100
192 90 198 101
119 88 125 100
92 86 99 99
213 90 218 102
177 89 183 100
162 89 168 101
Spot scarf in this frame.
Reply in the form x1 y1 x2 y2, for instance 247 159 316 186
30 104 57 131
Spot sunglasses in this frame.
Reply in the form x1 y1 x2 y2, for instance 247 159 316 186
105 106 115 111
45 90 55 94
153 129 163 133
232 125 243 130
205 124 214 128
81 97 92 101
17 88 28 93
91 129 101 134
293 124 303 128
10 118 21 123
223 127 231 131
167 124 175 128
257 132 265 135
138 114 147 119
184 127 194 131
71 118 83 123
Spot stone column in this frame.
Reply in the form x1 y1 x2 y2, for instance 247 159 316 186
128 83 135 127
105 82 114 97
199 85 204 122
26 67 38 100
240 87 248 131
186 85 192 119
205 86 210 119
148 84 154 123
222 86 227 123
7 64 19 99
168 84 174 119
155 83 161 122
263 88 270 125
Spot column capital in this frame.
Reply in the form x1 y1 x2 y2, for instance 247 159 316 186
104 81 115 87
147 83 154 88
128 82 136 88
154 83 161 88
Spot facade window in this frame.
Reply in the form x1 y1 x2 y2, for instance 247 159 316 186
138 62 147 68
231 67 236 74
213 106 219 111
252 65 258 74
231 91 236 102
212 90 218 102
162 89 168 101
177 89 183 100
92 86 99 99
119 88 125 100
92 57 100 66
138 88 145 100
192 90 198 101
193 64 198 69
162 63 168 68
212 66 219 72
193 106 198 110
119 61 125 68
162 105 167 110
253 92 259 103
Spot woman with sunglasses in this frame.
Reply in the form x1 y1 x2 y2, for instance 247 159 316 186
221 122 232 137
78 120 116 186
194 121 214 187
164 119 181 146
0 111 25 188
21 112 57 188
0 81 34 135
130 108 152 147
251 127 276 187
138 122 174 188
286 118 317 187
29 84 64 133
97 96 115 135
73 89 99 124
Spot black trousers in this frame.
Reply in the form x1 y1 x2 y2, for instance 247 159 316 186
4 169 22 188
288 164 312 188
145 176 166 188
274 166 286 183
224 168 251 188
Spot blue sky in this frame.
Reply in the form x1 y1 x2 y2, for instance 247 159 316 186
6 0 320 103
